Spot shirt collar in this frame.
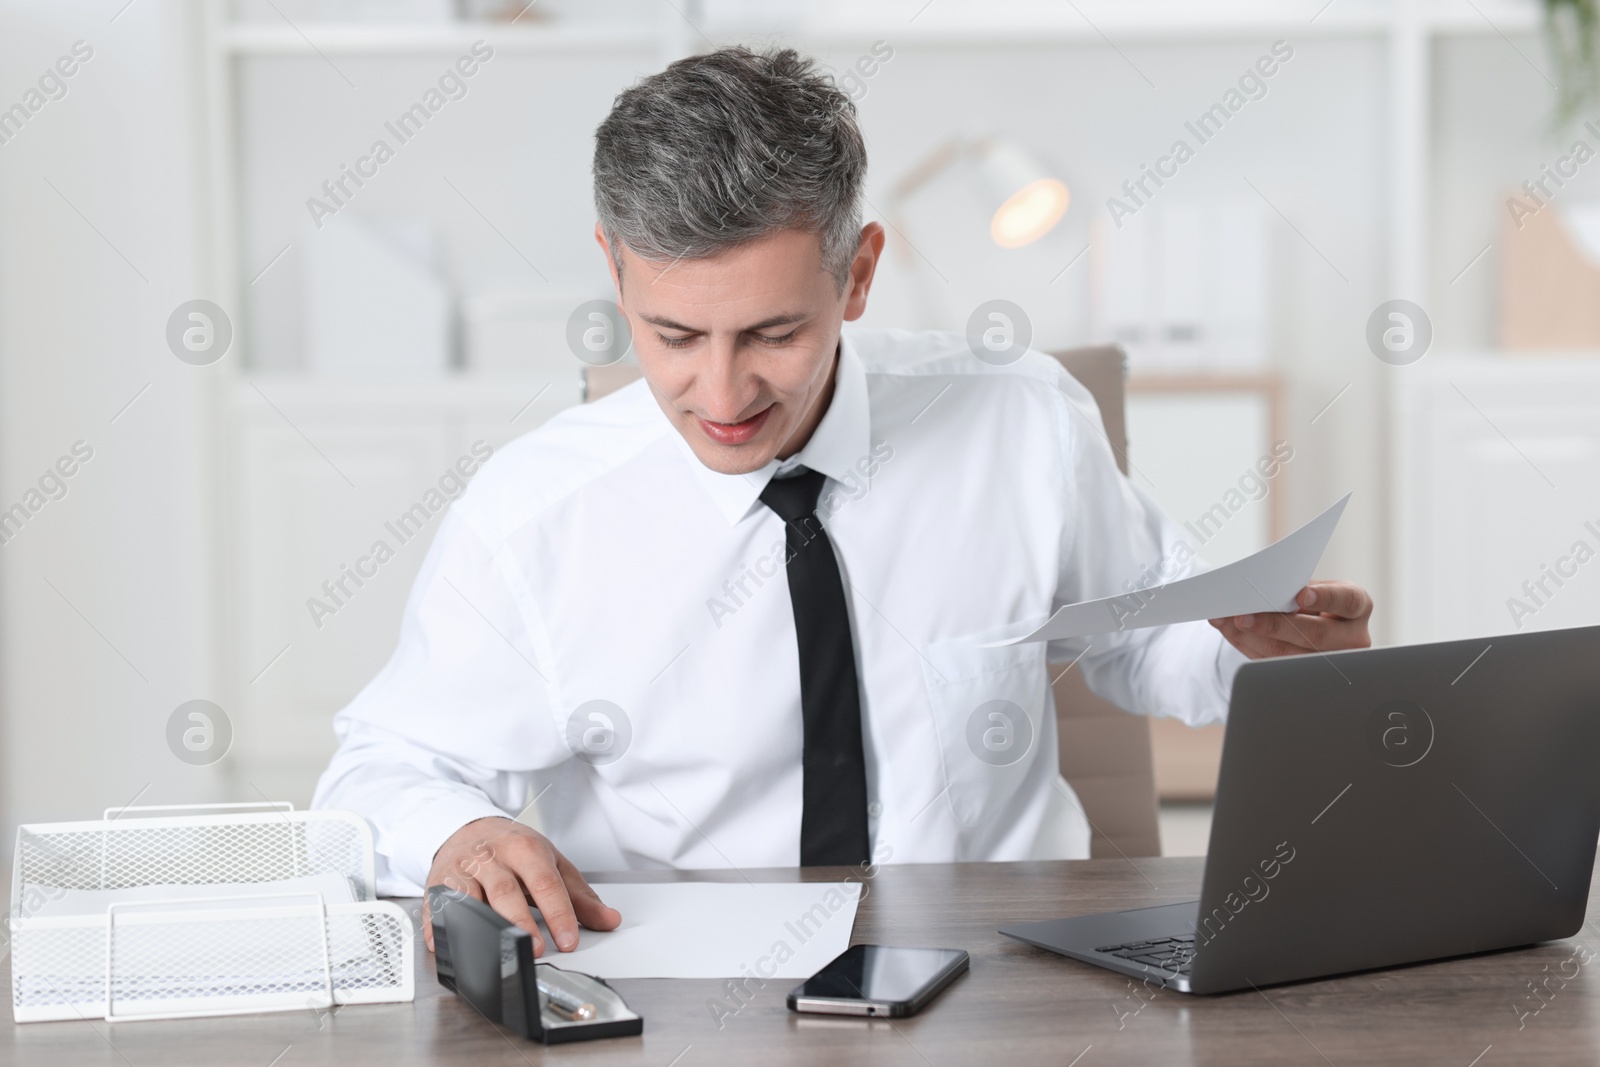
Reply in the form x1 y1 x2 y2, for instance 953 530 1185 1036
669 332 872 525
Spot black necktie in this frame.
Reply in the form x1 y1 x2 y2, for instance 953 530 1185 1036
760 467 870 867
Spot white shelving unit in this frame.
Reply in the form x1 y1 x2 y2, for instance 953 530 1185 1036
199 0 1555 326
213 21 662 54
198 0 1558 367
194 0 1584 803
1392 351 1600 645
197 1 690 799
223 375 578 801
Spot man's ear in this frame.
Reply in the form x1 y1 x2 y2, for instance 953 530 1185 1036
842 222 885 322
595 221 623 299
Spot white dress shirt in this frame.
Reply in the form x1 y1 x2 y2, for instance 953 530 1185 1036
313 328 1247 895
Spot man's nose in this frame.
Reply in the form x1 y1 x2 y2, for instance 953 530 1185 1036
699 337 755 422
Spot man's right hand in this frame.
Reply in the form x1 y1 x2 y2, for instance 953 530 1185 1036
422 816 621 956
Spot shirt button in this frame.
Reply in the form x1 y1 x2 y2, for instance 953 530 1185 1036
868 802 883 818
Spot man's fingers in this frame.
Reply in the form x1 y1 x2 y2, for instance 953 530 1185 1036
478 867 546 955
1233 611 1287 638
1298 580 1373 621
1228 606 1370 651
494 836 581 953
1234 629 1305 660
557 853 622 931
420 818 635 958
1213 617 1305 660
1237 610 1314 644
1276 612 1369 651
422 818 617 958
441 870 487 900
523 866 582 953
422 872 486 952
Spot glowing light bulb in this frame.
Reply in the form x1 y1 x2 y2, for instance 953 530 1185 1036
990 177 1070 249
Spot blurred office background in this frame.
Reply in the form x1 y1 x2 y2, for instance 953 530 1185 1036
3 0 1600 859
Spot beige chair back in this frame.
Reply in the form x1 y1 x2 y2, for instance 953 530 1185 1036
581 362 643 403
582 344 1161 859
1046 346 1161 858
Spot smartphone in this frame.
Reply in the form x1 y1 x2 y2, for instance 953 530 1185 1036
786 945 968 1018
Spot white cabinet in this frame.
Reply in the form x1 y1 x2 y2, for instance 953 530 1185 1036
1124 378 1280 801
1393 354 1600 645
224 375 578 803
1125 379 1282 569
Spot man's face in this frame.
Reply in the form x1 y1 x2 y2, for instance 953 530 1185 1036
597 224 883 475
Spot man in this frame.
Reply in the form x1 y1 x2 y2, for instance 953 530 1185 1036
313 47 1373 957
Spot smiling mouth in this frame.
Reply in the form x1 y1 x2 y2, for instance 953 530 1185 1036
694 406 773 446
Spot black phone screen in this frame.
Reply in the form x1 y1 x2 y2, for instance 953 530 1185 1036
791 945 967 1006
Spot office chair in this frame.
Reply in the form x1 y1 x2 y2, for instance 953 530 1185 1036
1046 345 1161 859
581 343 1162 859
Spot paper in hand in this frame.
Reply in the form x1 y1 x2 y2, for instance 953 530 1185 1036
986 493 1351 647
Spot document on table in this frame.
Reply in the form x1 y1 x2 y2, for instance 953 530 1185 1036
988 493 1350 646
533 881 862 980
18 872 370 998
25 871 358 918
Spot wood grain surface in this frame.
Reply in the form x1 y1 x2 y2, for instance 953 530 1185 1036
5 857 1596 1066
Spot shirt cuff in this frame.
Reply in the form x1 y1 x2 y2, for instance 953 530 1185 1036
378 785 509 896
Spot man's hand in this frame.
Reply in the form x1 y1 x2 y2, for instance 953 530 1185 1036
1209 580 1373 660
421 816 621 956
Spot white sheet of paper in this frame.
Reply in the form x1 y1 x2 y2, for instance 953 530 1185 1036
19 873 370 995
536 881 861 979
26 871 357 918
987 493 1350 646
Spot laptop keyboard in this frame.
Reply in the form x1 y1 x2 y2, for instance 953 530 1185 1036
1093 933 1197 975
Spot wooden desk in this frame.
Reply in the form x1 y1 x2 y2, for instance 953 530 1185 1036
6 858 1598 1066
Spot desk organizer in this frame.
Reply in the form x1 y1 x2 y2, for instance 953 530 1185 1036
9 803 414 1023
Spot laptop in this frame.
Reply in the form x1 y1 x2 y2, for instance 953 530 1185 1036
1000 622 1600 994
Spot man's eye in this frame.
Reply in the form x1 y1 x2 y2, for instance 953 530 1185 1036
657 334 695 349
754 331 798 347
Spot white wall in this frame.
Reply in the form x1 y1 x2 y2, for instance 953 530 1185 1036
0 0 219 839
2 2 1581 831
237 46 664 373
1431 34 1600 352
812 34 1390 625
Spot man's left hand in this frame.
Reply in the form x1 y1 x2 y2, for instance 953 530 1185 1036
1209 580 1373 660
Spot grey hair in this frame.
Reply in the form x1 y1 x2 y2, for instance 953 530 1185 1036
593 46 867 290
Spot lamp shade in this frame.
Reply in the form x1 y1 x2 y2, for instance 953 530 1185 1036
974 139 1070 249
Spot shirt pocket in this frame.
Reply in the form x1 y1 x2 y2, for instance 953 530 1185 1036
918 626 1049 828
